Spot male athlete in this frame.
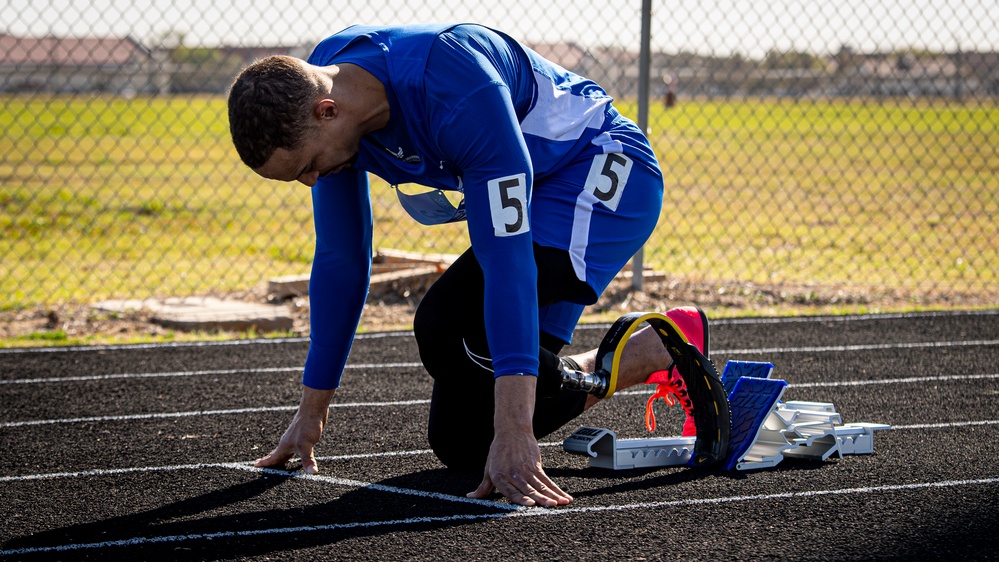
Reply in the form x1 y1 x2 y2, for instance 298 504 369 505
228 23 716 507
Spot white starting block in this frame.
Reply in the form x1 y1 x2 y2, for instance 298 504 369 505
563 361 891 471
734 398 891 470
563 427 696 470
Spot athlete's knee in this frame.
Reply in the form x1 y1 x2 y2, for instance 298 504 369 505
414 299 449 370
428 423 489 473
413 299 434 349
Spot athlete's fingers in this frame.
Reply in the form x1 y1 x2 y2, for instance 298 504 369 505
467 473 496 499
253 444 294 468
470 471 539 507
529 472 573 505
479 465 569 506
492 475 537 507
492 467 556 507
499 466 572 507
301 446 320 475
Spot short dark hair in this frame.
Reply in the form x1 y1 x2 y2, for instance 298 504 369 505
227 55 320 169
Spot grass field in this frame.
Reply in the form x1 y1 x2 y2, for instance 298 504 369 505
644 98 998 290
1 94 996 312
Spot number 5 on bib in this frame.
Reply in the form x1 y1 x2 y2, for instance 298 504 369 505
584 152 632 212
487 173 530 237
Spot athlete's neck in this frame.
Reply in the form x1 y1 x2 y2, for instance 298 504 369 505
320 63 390 135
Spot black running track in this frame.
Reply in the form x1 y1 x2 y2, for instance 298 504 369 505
2 311 998 561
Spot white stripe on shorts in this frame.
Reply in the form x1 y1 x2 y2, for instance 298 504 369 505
569 189 600 282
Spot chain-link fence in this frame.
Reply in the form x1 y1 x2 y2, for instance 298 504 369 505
2 0 997 314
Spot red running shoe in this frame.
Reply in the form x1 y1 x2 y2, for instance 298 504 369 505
645 306 710 436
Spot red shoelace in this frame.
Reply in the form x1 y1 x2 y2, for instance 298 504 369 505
644 368 696 434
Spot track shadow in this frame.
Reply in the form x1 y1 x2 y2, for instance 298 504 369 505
547 456 830 498
547 464 724 498
1 468 500 561
2 456 865 560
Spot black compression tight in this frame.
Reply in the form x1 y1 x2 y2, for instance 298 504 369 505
413 244 593 473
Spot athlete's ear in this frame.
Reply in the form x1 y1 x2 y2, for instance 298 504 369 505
315 98 338 120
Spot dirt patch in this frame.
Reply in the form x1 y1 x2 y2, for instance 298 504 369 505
2 276 993 347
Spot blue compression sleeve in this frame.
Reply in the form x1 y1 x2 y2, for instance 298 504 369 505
431 79 540 378
302 169 373 389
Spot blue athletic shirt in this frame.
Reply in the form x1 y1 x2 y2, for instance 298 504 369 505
302 23 621 389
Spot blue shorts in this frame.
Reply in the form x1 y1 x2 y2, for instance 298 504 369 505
531 109 664 341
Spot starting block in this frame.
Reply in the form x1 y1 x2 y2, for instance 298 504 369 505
563 427 696 470
563 360 891 471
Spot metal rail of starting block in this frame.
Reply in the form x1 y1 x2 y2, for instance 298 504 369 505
563 361 891 471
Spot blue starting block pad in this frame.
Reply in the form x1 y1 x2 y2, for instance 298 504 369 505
563 360 891 471
721 360 775 395
724 374 788 471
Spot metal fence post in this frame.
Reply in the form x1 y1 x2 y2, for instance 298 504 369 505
633 0 653 291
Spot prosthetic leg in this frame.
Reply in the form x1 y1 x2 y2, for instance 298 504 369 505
560 309 731 467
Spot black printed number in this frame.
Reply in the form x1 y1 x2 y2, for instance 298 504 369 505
498 178 524 233
584 152 632 212
488 174 529 237
593 153 628 203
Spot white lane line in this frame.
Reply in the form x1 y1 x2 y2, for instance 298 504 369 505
3 420 995 484
0 336 310 354
0 406 298 428
715 339 999 356
707 309 999 324
2 309 995 355
231 464 515 511
0 455 441 484
512 477 999 515
0 462 241 482
5 339 995 385
0 330 413 354
0 462 513 510
612 372 999 397
315 448 436 462
1 477 995 557
789 373 999 388
0 363 423 385
892 420 999 430
0 464 513 511
4 372 997 429
0 367 302 385
0 399 431 428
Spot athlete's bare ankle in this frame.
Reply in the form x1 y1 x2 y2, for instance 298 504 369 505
560 327 669 398
615 326 671 390
565 350 595 373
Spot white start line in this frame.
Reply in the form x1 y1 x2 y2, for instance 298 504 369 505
0 473 996 557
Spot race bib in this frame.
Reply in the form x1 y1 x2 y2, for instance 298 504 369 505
583 152 632 212
487 173 530 237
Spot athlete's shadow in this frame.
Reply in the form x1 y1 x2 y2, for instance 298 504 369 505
546 455 830 499
2 467 495 562
545 464 716 498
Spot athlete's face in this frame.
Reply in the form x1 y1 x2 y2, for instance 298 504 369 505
253 100 360 187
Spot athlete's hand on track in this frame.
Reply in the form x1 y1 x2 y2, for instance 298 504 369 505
468 428 573 507
254 386 336 474
467 376 573 507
